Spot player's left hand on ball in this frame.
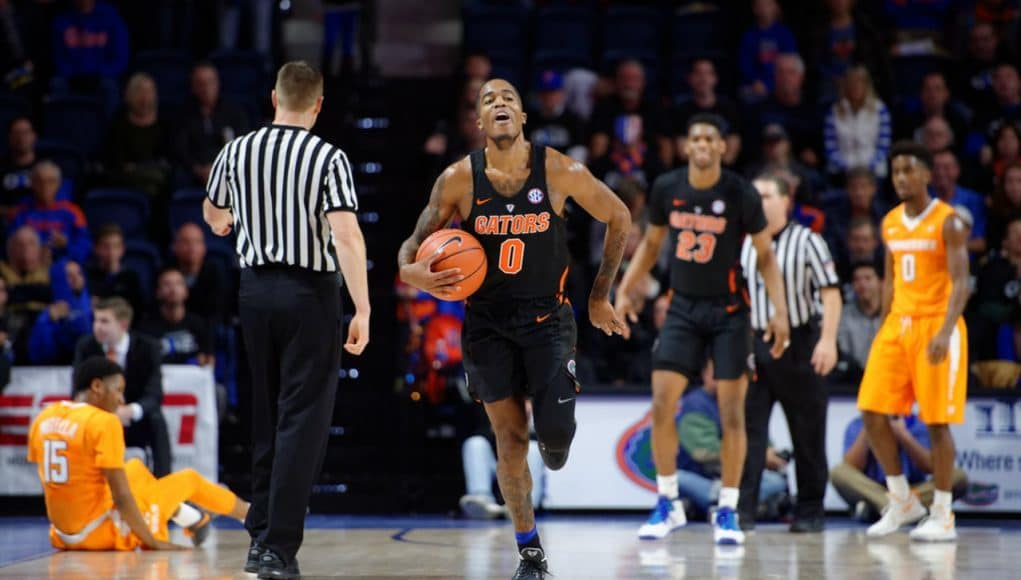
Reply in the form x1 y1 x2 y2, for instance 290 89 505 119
589 298 627 337
810 339 837 376
764 315 790 359
927 332 950 364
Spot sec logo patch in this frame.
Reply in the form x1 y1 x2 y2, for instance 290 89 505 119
528 188 545 204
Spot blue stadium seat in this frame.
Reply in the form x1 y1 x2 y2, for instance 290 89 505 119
83 188 150 239
210 50 269 114
892 54 951 101
169 187 206 235
671 6 727 56
133 50 192 101
0 94 30 155
123 239 161 302
35 140 85 186
535 5 593 67
462 3 529 55
41 95 107 158
601 6 662 64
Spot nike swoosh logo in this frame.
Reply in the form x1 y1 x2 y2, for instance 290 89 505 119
558 397 574 404
536 313 551 323
476 197 492 206
672 199 685 206
437 235 463 253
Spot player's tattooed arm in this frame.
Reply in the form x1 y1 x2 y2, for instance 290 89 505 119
397 160 471 268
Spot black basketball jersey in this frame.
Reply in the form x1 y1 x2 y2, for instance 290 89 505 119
648 168 767 298
465 145 569 301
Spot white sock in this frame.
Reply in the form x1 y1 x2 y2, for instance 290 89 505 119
932 490 953 514
657 474 679 500
171 503 202 527
885 474 910 500
718 487 739 509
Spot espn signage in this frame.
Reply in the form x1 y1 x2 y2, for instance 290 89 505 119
0 366 217 495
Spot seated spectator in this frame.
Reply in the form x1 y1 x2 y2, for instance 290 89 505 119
895 72 970 149
931 149 988 256
460 403 545 520
987 162 1021 251
173 62 251 188
836 217 882 283
51 0 128 98
136 267 213 366
423 104 485 176
967 218 1021 361
0 0 33 93
810 0 891 103
824 168 887 256
744 124 821 206
824 66 892 179
28 259 92 365
0 226 52 329
957 22 1011 106
675 361 789 520
738 0 797 103
74 297 172 476
753 53 822 168
588 60 667 185
919 115 957 154
170 223 226 324
0 117 36 217
979 121 1021 191
837 261 883 381
9 161 91 264
830 415 967 522
86 223 146 315
525 70 586 161
970 63 1021 160
106 73 171 201
672 58 743 166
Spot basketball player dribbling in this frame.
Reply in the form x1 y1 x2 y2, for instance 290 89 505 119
857 141 970 542
398 78 631 579
615 114 789 545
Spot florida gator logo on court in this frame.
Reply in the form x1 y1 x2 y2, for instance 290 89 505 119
615 413 658 492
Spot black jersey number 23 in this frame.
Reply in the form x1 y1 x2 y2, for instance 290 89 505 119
675 231 717 264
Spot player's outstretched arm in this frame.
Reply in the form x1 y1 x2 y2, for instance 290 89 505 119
548 149 629 336
928 214 971 364
398 160 471 299
103 468 188 550
751 229 790 359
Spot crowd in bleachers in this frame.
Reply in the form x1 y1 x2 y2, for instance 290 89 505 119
0 0 279 398
406 0 1021 393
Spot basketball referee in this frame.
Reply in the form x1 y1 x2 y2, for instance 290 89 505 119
203 61 370 580
737 175 841 534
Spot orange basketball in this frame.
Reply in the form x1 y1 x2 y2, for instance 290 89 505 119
415 229 487 300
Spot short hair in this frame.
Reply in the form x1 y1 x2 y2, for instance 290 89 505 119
845 166 876 185
275 61 323 112
157 265 184 282
754 173 791 197
889 140 934 170
31 160 61 182
776 53 805 74
73 356 123 396
94 222 124 243
849 216 877 233
850 260 882 279
687 113 727 137
95 296 133 324
191 60 217 74
6 115 31 135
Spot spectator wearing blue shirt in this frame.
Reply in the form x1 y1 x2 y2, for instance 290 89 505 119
739 0 798 103
931 149 988 257
8 161 91 265
27 259 91 365
831 415 967 521
675 362 789 519
882 0 954 49
51 0 129 98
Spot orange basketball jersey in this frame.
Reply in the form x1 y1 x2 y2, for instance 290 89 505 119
27 401 125 537
882 199 957 318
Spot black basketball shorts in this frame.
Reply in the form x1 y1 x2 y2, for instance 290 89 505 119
652 293 752 381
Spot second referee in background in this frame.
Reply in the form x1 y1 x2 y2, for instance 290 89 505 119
737 175 841 533
204 62 370 579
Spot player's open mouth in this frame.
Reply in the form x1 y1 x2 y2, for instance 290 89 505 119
494 111 511 123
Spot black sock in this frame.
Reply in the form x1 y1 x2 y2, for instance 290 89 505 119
516 527 543 557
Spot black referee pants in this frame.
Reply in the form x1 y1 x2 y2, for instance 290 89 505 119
739 322 829 522
239 266 343 563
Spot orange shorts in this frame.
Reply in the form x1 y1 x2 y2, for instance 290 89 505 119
858 315 967 424
49 459 171 551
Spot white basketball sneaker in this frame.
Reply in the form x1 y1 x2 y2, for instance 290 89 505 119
910 508 957 542
638 496 687 539
867 493 927 538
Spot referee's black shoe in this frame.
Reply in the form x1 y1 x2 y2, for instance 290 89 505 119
244 541 265 573
789 515 825 533
538 442 569 471
257 549 300 579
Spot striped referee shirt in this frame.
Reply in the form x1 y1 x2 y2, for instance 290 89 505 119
206 124 359 271
740 222 840 330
